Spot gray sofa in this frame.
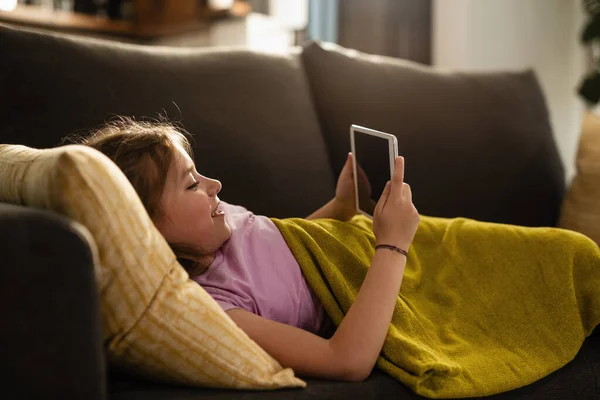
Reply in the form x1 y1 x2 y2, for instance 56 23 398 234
1 23 598 400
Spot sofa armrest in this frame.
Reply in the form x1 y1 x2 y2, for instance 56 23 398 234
0 203 106 400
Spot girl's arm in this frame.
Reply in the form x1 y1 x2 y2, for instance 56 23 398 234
231 157 417 381
305 198 355 221
226 249 406 381
306 153 356 221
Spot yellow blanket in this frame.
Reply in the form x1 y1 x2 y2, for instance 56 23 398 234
270 214 600 398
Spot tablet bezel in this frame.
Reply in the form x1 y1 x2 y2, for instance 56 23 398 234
350 124 399 219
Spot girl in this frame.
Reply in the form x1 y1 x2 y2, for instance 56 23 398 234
66 116 419 382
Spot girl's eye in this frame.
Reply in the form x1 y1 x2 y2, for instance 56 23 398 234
187 182 199 191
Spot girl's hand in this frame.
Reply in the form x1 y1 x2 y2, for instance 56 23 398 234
334 153 360 220
372 156 420 251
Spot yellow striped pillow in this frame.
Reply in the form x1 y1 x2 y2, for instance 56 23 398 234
559 112 600 246
0 144 305 389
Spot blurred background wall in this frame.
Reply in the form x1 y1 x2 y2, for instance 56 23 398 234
433 0 586 184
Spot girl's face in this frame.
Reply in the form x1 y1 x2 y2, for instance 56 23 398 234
154 142 232 259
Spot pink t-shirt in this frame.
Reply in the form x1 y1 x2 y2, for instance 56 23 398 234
192 201 335 338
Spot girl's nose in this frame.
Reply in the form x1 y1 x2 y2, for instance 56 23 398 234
210 178 222 196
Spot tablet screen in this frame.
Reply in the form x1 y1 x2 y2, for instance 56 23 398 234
354 131 394 216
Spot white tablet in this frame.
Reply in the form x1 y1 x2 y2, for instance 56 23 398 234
350 124 399 218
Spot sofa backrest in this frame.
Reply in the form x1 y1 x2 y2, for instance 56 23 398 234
1 24 566 226
301 42 565 227
0 23 335 218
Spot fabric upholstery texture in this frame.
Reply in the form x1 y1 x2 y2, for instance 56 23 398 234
300 41 565 228
559 112 600 246
0 23 335 219
0 143 305 390
0 203 106 400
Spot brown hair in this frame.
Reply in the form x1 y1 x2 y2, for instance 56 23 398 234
62 116 206 275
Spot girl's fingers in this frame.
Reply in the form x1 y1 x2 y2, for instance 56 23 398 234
375 180 391 216
389 157 405 198
394 156 405 183
403 182 412 201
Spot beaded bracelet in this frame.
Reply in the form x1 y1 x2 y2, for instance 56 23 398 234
375 244 408 257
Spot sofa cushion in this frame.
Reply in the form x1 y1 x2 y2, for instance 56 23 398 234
301 41 565 227
0 143 305 390
0 23 335 218
559 112 600 245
